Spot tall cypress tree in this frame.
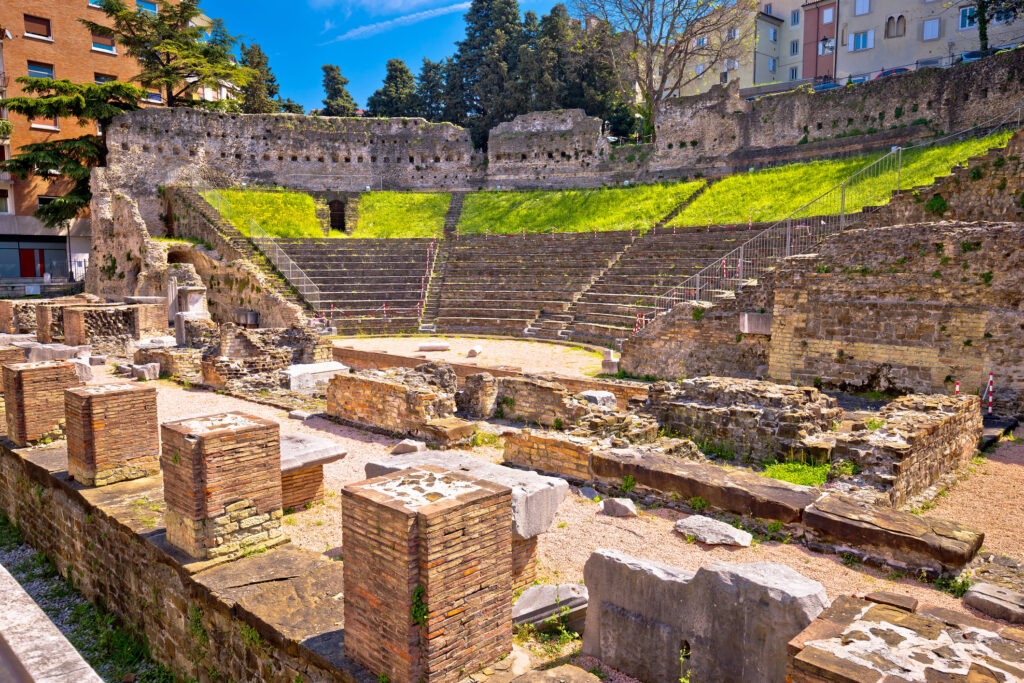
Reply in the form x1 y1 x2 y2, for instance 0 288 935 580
321 64 358 117
366 59 418 117
238 43 280 114
415 59 447 121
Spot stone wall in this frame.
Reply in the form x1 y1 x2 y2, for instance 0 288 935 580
769 222 1024 417
494 376 592 428
582 549 828 683
650 49 1024 176
63 305 138 355
0 442 366 683
646 377 842 463
503 429 594 481
0 294 96 335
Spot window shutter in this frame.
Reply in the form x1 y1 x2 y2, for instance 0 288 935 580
24 15 51 37
866 30 875 48
848 35 855 51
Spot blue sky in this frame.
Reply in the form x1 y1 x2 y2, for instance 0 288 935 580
201 0 562 111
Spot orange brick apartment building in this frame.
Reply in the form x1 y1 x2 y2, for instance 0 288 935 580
0 1 170 280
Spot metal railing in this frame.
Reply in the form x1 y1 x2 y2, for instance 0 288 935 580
247 218 322 310
634 102 1024 332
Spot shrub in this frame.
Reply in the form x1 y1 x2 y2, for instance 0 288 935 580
691 306 705 322
687 496 708 512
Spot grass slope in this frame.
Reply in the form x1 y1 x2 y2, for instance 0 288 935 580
352 191 450 238
671 130 1013 226
457 181 706 235
204 189 324 239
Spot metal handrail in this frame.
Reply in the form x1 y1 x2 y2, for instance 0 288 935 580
634 103 1024 332
248 218 322 310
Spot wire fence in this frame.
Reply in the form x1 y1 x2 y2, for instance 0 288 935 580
634 102 1024 332
247 219 322 310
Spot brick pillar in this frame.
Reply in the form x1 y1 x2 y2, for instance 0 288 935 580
160 412 284 560
2 361 83 446
65 384 159 486
512 537 539 595
343 466 512 683
0 347 26 394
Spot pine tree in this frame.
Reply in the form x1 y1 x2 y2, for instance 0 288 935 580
321 64 358 117
415 59 447 121
82 0 252 108
239 43 280 114
278 98 305 115
366 59 418 117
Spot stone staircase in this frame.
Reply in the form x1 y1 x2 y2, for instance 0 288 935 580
276 238 433 335
565 226 753 347
434 232 634 337
175 188 310 314
418 239 451 332
444 192 467 236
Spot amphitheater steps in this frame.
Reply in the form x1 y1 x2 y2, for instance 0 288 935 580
444 192 467 236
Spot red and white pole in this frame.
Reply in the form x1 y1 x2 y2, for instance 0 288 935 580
954 381 960 397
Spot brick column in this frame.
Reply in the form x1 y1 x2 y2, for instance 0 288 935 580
0 347 26 394
343 466 512 683
160 412 284 560
2 361 83 446
65 384 159 486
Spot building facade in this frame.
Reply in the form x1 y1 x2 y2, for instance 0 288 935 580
0 0 178 280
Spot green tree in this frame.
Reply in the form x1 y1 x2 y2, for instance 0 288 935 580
366 59 418 117
0 79 143 226
415 59 447 121
278 98 305 115
971 0 1023 51
82 0 252 108
321 64 358 117
238 42 280 114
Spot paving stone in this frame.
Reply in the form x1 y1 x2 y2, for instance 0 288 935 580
600 497 637 518
87 354 107 366
578 390 616 409
674 515 753 547
391 439 428 454
964 583 1024 624
288 410 314 420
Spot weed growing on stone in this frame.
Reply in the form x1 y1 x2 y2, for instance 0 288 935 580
865 417 886 431
933 574 972 598
621 475 636 494
687 496 708 512
840 552 861 568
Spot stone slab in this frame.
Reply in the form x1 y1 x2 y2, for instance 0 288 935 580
513 584 588 634
133 362 160 381
803 494 984 569
391 439 427 454
578 390 616 409
0 563 103 683
511 666 601 682
600 498 638 517
674 515 753 547
467 345 484 358
280 434 346 473
964 583 1024 624
592 448 818 523
280 361 348 394
365 451 569 539
418 343 450 352
23 343 90 362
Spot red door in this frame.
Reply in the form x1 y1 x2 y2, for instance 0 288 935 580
19 249 37 278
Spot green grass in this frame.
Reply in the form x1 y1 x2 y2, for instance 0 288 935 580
761 461 830 487
671 130 1013 226
457 181 705 235
203 189 324 238
352 191 450 238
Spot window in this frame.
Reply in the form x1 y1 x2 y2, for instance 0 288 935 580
91 32 116 53
720 72 729 84
886 15 906 38
136 0 157 13
695 36 707 48
24 15 52 40
726 28 739 40
27 62 55 80
95 73 116 84
791 9 800 26
822 7 834 24
789 66 799 80
849 30 875 51
768 26 778 42
854 0 870 16
768 57 777 72
993 9 1015 23
765 3 773 14
0 189 9 215
923 17 940 40
960 7 977 30
145 91 163 103
790 39 800 55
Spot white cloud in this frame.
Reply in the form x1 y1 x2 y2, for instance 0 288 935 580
320 2 470 43
322 18 336 33
311 0 447 15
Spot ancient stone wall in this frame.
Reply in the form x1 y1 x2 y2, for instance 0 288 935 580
769 222 1024 416
620 278 774 381
650 49 1024 175
646 377 842 463
0 442 362 683
494 376 592 428
503 429 594 481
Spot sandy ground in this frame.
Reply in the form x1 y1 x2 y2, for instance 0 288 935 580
335 335 604 378
90 367 1023 627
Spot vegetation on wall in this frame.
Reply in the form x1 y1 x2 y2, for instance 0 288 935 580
458 180 705 235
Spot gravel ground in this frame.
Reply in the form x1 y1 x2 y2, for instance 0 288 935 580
335 335 605 378
91 370 1022 628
